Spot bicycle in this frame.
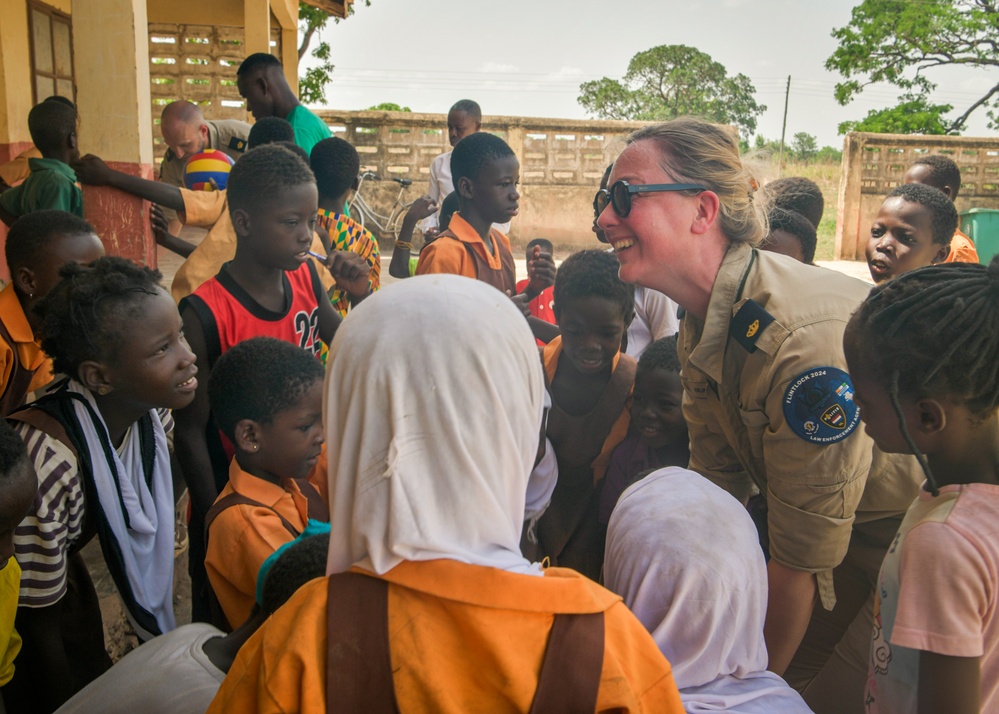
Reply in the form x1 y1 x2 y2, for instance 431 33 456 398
348 172 416 240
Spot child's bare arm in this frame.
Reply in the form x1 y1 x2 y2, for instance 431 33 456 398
150 204 196 257
520 247 556 301
918 651 980 714
391 196 437 279
316 289 344 347
72 155 185 212
528 316 560 344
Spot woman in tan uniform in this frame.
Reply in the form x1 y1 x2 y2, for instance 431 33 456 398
595 117 921 713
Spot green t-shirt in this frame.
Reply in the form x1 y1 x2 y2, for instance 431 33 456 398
286 105 332 156
0 158 83 218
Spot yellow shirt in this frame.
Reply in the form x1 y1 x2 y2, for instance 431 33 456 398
208 559 684 713
170 189 334 303
205 459 310 629
0 558 23 686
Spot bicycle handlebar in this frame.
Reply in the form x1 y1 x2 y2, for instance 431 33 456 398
357 172 412 188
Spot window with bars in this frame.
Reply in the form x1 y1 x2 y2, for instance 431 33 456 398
28 1 75 103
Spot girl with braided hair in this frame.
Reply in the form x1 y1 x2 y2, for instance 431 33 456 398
844 257 999 714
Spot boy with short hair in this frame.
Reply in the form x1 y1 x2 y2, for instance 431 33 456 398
760 207 818 265
531 249 637 581
904 153 979 263
765 176 824 230
236 53 331 155
0 211 105 414
309 137 379 316
866 182 958 283
0 100 82 226
415 133 519 293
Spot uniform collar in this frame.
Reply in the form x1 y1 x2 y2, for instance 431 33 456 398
27 157 76 182
358 559 620 614
0 283 36 344
227 458 309 522
686 241 754 384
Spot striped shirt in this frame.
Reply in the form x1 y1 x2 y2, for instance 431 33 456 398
13 408 175 608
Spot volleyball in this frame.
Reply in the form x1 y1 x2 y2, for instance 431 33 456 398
183 149 235 191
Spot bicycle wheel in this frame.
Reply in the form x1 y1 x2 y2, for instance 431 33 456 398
390 205 411 241
350 199 365 229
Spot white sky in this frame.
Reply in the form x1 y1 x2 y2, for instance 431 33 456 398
308 0 998 149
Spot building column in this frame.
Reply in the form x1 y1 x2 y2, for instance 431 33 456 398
0 0 34 164
72 0 156 266
244 0 272 58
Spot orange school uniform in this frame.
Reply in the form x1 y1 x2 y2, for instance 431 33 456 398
415 213 516 293
204 459 311 629
944 228 980 264
170 189 333 303
0 283 52 414
208 559 684 714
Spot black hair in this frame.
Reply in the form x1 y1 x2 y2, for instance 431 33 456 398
275 141 310 164
526 238 553 254
227 144 315 217
553 249 635 324
310 137 360 200
36 257 163 377
5 210 96 273
765 207 818 264
911 154 962 199
637 335 681 374
0 419 29 483
237 52 282 76
450 99 482 121
885 183 958 246
439 191 460 231
845 257 999 495
43 95 76 110
208 337 324 442
27 99 77 154
450 132 514 185
765 177 824 229
260 532 329 614
247 117 295 148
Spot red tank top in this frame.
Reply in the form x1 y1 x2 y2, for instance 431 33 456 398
182 261 325 366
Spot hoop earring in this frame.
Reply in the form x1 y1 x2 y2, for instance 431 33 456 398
97 386 110 396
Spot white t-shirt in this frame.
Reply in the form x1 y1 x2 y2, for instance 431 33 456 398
627 286 679 359
54 623 226 714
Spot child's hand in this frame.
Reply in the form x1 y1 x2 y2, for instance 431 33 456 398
71 154 114 186
150 204 170 244
508 290 531 319
324 250 372 297
525 246 556 298
406 195 438 221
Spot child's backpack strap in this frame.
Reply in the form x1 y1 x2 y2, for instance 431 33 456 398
528 611 605 713
326 572 399 713
324 570 606 713
204 493 302 540
293 478 330 523
0 319 38 416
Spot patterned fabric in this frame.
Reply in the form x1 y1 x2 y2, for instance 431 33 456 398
315 209 380 317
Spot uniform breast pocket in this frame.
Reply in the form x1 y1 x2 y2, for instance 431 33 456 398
739 408 769 460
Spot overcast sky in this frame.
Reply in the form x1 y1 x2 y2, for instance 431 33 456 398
310 0 998 149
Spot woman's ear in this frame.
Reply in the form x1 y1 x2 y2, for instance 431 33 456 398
234 419 262 454
690 190 721 235
78 360 113 395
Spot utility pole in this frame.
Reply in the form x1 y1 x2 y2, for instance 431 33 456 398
777 75 791 176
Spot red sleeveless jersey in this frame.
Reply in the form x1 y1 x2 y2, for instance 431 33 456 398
181 261 325 366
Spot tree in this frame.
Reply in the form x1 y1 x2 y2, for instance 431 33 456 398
827 0 999 134
577 45 766 137
791 132 818 162
837 97 955 135
367 102 411 112
297 1 371 105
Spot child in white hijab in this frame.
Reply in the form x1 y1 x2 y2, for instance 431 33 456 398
605 467 813 713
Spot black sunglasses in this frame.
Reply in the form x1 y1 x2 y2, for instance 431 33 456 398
593 180 708 218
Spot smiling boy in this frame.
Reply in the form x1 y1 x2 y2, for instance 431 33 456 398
415 132 519 294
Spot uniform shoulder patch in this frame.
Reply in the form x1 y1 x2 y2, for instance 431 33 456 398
228 137 247 152
730 299 775 353
782 367 860 445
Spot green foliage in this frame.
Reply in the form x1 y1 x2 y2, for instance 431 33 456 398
367 102 411 112
577 45 765 137
791 132 818 162
816 145 843 164
297 0 372 105
837 97 955 135
827 0 999 133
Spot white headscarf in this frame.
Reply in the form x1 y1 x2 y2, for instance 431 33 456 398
605 468 811 713
325 275 545 577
